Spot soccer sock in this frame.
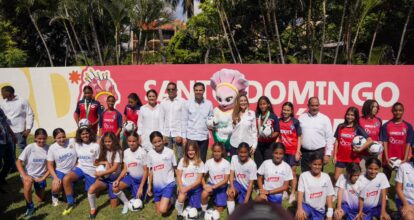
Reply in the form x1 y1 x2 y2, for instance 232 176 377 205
115 191 129 205
66 194 74 205
201 204 208 212
227 201 235 215
52 193 59 203
26 201 34 209
175 202 184 215
87 193 97 210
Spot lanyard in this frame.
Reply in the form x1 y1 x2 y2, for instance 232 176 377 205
84 99 91 119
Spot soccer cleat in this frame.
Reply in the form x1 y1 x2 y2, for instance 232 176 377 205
24 207 35 218
89 210 97 219
52 200 59 207
62 204 74 216
121 204 129 214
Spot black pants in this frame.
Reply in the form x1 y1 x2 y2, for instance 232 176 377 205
0 142 14 180
189 139 209 163
254 142 273 168
300 147 325 172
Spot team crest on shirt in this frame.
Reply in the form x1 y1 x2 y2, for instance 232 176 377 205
77 67 121 109
290 124 295 130
162 156 170 162
376 183 381 188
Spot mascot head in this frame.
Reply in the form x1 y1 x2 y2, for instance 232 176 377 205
210 68 249 111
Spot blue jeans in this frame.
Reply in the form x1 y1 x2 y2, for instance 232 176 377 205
14 132 28 150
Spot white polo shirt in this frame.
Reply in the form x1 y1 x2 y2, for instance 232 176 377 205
299 112 334 156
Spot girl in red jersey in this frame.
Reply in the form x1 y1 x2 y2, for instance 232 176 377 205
99 96 122 138
278 102 301 204
333 107 372 183
74 86 103 134
123 93 142 130
381 102 413 179
255 96 280 168
360 100 382 141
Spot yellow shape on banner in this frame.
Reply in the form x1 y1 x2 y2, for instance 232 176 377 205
50 73 70 118
21 68 40 127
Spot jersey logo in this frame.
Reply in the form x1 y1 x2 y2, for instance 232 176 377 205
310 192 323 199
184 173 195 178
128 162 138 167
236 173 246 179
366 191 378 197
266 177 280 182
213 174 224 180
154 164 164 171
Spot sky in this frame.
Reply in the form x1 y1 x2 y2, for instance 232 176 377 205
173 0 201 21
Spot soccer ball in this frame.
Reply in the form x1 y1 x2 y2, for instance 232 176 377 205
389 157 402 169
79 118 90 128
262 124 272 137
204 209 220 220
124 120 136 133
369 142 384 155
352 136 367 149
128 199 143 211
182 207 198 219
95 165 109 178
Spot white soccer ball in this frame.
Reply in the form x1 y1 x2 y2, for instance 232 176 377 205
369 142 384 155
182 207 198 219
124 120 136 133
262 124 272 137
204 209 220 220
128 199 143 211
352 136 367 149
95 165 109 178
389 157 402 169
79 118 90 128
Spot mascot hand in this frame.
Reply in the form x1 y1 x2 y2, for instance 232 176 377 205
207 116 215 129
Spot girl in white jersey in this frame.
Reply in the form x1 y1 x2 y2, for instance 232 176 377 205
356 157 390 220
87 131 122 219
335 162 362 220
113 133 148 214
255 142 293 205
47 128 77 207
62 127 99 216
396 158 414 220
296 153 334 220
147 131 177 216
16 128 49 218
201 143 230 213
227 142 257 215
176 141 205 219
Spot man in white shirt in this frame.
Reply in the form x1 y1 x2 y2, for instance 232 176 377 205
182 82 213 162
159 82 186 160
1 86 34 151
298 97 334 172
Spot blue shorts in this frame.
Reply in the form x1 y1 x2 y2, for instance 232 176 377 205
342 203 359 220
302 203 325 220
154 182 176 202
72 167 96 192
121 175 147 200
187 185 202 209
362 206 381 220
208 183 227 207
21 176 47 190
101 177 118 200
395 198 413 210
52 170 66 181
335 161 350 168
267 193 283 204
234 181 249 204
284 154 299 167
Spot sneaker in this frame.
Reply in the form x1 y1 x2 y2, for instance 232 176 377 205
52 198 59 207
282 191 288 200
288 194 296 204
62 204 74 216
122 204 129 214
24 207 35 218
89 210 97 219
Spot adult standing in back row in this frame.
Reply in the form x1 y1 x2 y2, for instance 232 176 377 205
159 82 186 161
298 97 334 172
182 82 213 162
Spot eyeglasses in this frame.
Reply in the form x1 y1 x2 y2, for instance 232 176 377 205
167 88 176 92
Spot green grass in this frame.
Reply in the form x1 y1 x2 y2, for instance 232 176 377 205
0 136 398 219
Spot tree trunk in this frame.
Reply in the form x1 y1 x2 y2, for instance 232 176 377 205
158 27 166 64
204 47 210 64
88 2 104 65
218 9 237 63
272 0 285 64
306 0 313 63
260 9 272 63
28 9 54 66
62 21 77 60
396 0 414 64
368 11 383 63
115 26 119 64
318 0 326 64
334 0 347 64
223 9 242 63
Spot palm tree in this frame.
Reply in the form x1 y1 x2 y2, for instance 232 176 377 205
16 0 54 66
